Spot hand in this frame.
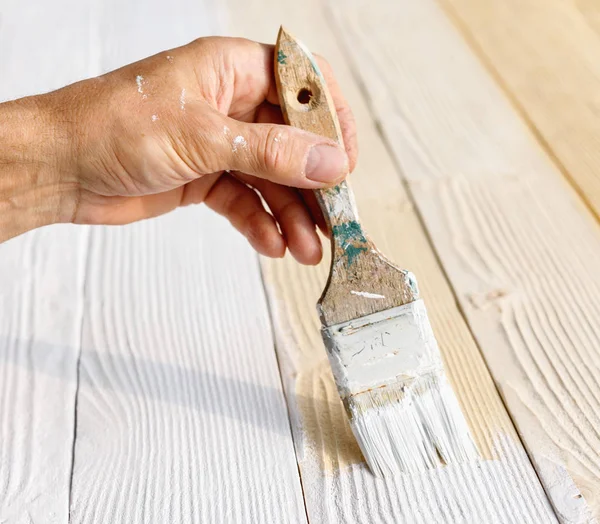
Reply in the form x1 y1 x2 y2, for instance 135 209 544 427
37 37 357 264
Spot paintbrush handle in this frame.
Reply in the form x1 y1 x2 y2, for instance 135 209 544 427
274 28 363 250
274 27 417 326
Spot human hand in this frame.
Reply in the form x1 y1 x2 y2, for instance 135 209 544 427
33 36 357 264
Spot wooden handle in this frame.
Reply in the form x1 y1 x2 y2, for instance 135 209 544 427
274 27 417 326
274 28 366 265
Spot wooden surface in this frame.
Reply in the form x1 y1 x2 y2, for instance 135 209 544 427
2 0 600 522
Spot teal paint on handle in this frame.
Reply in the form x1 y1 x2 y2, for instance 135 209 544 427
332 221 368 266
277 50 287 65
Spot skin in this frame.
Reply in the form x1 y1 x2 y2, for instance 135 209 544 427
0 36 357 265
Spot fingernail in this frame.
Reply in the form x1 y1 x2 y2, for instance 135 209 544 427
305 145 348 184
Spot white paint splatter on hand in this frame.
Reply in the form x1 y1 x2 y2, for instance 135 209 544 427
180 88 186 110
223 125 231 136
273 132 282 143
166 55 174 63
350 290 386 299
151 114 159 122
232 135 247 153
136 75 148 99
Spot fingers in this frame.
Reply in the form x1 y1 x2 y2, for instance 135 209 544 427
234 172 323 265
201 38 358 172
203 173 286 258
207 112 348 189
299 189 329 237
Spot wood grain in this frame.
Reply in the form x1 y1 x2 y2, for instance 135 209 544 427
0 1 93 520
223 0 556 521
69 209 306 523
65 2 306 520
438 0 600 222
328 0 600 520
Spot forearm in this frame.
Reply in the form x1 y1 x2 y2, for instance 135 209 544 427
0 96 76 242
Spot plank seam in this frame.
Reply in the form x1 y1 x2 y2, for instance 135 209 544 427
257 256 311 524
435 0 600 228
324 5 559 520
67 226 91 522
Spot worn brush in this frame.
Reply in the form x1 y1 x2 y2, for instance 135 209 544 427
274 27 479 477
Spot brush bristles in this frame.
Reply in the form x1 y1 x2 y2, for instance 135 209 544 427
346 372 479 477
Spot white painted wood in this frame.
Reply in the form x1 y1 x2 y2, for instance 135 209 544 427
222 0 557 521
69 209 306 523
327 0 600 520
65 1 306 521
0 1 93 521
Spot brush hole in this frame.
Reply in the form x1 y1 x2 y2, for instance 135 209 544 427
297 88 312 104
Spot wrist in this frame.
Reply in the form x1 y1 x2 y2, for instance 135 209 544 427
0 95 78 241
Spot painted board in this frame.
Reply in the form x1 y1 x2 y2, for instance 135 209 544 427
67 0 306 521
0 1 94 521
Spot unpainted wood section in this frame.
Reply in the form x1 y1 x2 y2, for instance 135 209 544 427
439 0 600 222
0 2 93 521
70 209 306 523
575 1 600 37
329 0 600 521
223 0 556 521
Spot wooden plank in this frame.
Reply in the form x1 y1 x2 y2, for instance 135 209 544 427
69 211 306 523
222 0 557 522
67 2 306 521
438 0 600 221
328 0 600 521
575 1 600 38
0 2 93 521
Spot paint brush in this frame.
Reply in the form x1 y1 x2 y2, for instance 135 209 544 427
274 27 479 477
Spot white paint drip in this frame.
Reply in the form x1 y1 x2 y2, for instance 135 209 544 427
180 88 186 110
232 135 247 153
350 290 385 299
151 114 159 122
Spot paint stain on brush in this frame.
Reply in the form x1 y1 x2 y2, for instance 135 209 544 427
332 221 368 266
350 291 385 299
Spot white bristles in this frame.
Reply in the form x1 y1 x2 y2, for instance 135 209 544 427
321 300 479 477
346 372 479 477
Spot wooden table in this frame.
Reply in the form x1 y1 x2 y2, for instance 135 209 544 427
2 0 599 522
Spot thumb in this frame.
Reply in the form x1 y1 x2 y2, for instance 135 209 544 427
218 117 349 188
